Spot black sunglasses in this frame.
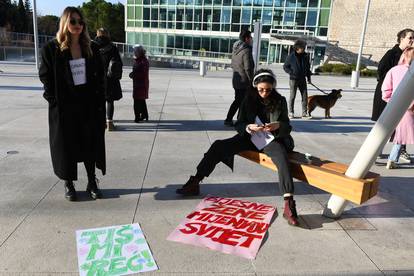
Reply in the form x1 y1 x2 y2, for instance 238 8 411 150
69 18 84 26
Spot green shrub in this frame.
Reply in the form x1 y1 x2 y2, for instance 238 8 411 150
317 63 376 76
361 68 377 77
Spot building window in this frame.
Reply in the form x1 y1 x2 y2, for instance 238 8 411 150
297 0 307 7
241 8 251 24
221 8 231 23
273 9 283 28
263 0 272 7
151 7 159 21
308 0 318 7
143 8 150 20
283 9 295 25
252 8 262 22
306 10 317 25
233 0 242 6
319 9 330 26
321 0 331 8
231 9 241 24
262 8 272 24
253 0 263 7
295 10 306 26
286 0 296 7
274 0 283 7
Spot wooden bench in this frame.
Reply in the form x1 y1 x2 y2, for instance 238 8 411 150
238 151 380 205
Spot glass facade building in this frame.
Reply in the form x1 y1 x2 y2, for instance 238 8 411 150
125 0 332 63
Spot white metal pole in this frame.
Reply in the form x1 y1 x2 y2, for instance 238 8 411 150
252 21 262 72
32 0 39 69
324 62 414 218
351 0 371 88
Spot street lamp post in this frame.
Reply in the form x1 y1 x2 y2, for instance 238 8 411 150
351 0 371 88
32 0 39 69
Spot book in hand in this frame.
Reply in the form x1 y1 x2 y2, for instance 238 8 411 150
250 116 274 150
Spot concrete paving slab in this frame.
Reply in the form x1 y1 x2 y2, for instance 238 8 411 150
1 62 414 274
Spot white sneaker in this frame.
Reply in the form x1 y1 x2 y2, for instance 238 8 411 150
288 113 294 119
399 151 411 163
386 160 397 169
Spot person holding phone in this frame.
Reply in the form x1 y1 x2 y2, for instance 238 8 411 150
176 69 299 226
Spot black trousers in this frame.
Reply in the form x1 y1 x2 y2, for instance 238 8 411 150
106 101 114 121
225 89 246 121
196 134 294 194
289 79 308 115
134 99 148 120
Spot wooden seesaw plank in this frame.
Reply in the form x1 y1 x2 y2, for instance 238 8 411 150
238 151 380 205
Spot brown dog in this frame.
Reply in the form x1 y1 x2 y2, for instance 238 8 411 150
307 89 342 118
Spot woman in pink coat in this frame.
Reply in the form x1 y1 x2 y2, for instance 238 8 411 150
382 47 414 169
129 45 149 122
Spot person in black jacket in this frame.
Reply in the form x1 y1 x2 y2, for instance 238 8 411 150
94 28 123 131
224 29 254 126
283 39 312 119
176 69 299 226
39 7 106 201
371 28 414 162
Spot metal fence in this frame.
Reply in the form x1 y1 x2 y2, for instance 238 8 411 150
0 31 231 67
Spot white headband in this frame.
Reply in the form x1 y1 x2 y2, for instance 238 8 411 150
252 72 276 87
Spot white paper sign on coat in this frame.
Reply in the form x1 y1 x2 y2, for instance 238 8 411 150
70 58 86 86
250 116 274 150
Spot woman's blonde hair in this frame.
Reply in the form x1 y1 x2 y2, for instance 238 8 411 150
56 7 92 57
398 47 414 65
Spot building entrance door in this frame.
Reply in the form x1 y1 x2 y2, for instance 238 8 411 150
268 43 292 64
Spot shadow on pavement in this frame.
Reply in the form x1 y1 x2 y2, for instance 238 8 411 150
292 117 373 133
0 85 43 91
113 119 236 132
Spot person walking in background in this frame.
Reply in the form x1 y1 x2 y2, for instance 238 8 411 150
372 28 414 162
382 47 414 169
94 27 123 131
129 45 149 122
224 29 254 127
39 7 106 201
177 69 299 226
283 39 312 119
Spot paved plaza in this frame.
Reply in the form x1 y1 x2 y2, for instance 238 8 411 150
0 62 414 275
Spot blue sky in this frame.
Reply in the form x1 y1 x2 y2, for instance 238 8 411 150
35 0 125 16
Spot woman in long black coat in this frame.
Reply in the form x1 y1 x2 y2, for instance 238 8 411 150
94 28 123 131
371 28 414 160
371 28 414 121
39 7 106 201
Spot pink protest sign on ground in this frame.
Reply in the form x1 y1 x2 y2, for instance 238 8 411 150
167 196 276 259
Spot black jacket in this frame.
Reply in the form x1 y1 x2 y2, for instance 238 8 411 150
94 36 123 101
371 44 403 121
283 51 311 81
235 89 294 151
231 40 254 89
39 39 106 180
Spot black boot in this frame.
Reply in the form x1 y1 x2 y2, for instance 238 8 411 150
176 175 202 196
86 178 103 200
64 180 77 201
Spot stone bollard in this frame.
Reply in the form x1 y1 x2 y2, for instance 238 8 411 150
199 61 206 77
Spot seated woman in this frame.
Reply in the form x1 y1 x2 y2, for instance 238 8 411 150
176 69 299 226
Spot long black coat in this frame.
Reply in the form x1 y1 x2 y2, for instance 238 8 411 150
39 39 106 180
371 44 403 121
94 36 123 101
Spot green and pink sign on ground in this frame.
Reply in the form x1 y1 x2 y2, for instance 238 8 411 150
76 223 157 275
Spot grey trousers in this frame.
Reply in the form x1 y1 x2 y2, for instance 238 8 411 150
289 79 308 116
